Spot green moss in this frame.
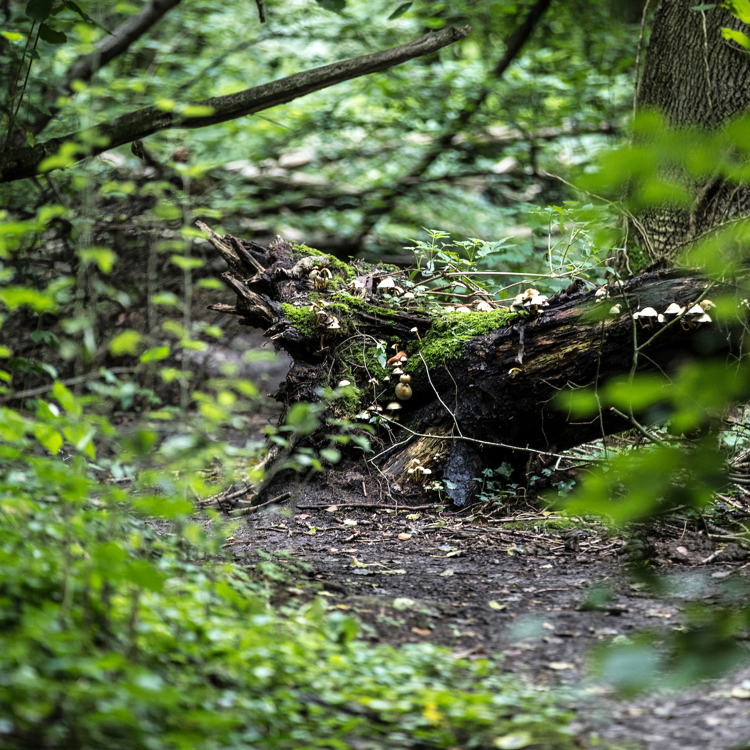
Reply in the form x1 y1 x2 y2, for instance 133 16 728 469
280 303 318 338
406 309 519 371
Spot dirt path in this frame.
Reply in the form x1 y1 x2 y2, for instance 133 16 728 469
221 487 750 750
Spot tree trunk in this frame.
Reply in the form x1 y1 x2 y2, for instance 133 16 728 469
201 223 737 506
627 0 750 270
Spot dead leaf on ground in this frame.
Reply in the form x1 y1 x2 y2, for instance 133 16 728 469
547 662 574 670
488 600 506 610
411 627 430 636
439 569 455 577
398 533 412 541
325 505 338 512
295 514 310 520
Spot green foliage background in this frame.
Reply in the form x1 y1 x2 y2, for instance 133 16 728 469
2 0 750 745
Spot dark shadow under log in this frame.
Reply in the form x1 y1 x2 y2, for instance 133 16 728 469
200 222 741 506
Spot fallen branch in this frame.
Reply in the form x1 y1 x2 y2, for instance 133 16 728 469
1 26 468 183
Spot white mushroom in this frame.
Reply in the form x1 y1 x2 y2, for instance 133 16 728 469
699 299 716 311
475 301 493 312
392 367 404 375
609 304 622 315
326 317 341 330
455 306 472 313
386 402 402 411
664 303 682 316
635 307 658 328
377 277 396 290
595 287 609 302
337 380 351 387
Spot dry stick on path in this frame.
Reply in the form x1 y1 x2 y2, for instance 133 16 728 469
0 26 469 183
355 0 552 243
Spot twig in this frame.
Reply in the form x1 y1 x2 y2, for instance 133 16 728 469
228 492 291 517
295 502 440 511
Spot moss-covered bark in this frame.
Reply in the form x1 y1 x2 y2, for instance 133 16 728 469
203 224 739 505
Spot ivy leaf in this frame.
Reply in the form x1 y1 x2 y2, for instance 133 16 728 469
26 0 52 21
39 22 67 43
387 1 412 19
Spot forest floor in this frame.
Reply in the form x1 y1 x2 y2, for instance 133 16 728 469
218 474 750 750
190 326 750 750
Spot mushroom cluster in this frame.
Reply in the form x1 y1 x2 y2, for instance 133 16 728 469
631 300 714 330
310 299 341 353
377 277 406 297
406 458 432 477
309 266 332 291
510 288 549 314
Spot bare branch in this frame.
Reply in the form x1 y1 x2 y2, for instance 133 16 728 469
0 25 469 184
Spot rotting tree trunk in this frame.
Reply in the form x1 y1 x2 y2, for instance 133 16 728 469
201 222 741 506
626 0 750 271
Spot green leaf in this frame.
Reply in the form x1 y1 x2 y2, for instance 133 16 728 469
0 286 57 313
170 255 204 270
53 381 81 416
387 1 412 19
26 0 52 21
555 388 599 418
133 495 192 518
315 0 346 12
178 104 215 118
603 374 670 412
726 0 750 23
33 424 63 454
151 292 179 306
285 402 320 435
722 27 750 49
39 22 67 43
109 330 142 356
320 448 341 463
126 560 165 592
78 247 116 273
140 345 170 363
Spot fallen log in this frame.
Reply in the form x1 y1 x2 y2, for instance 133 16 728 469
201 222 737 505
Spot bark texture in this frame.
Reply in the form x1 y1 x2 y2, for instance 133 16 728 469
202 225 738 506
629 0 750 269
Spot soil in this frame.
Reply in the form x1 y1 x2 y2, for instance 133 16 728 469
217 469 750 750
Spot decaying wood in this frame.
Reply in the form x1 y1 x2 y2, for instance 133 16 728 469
202 223 741 505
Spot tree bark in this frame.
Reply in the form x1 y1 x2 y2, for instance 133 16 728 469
201 223 737 506
627 0 750 270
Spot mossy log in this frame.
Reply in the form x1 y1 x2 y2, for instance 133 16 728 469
201 223 737 506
